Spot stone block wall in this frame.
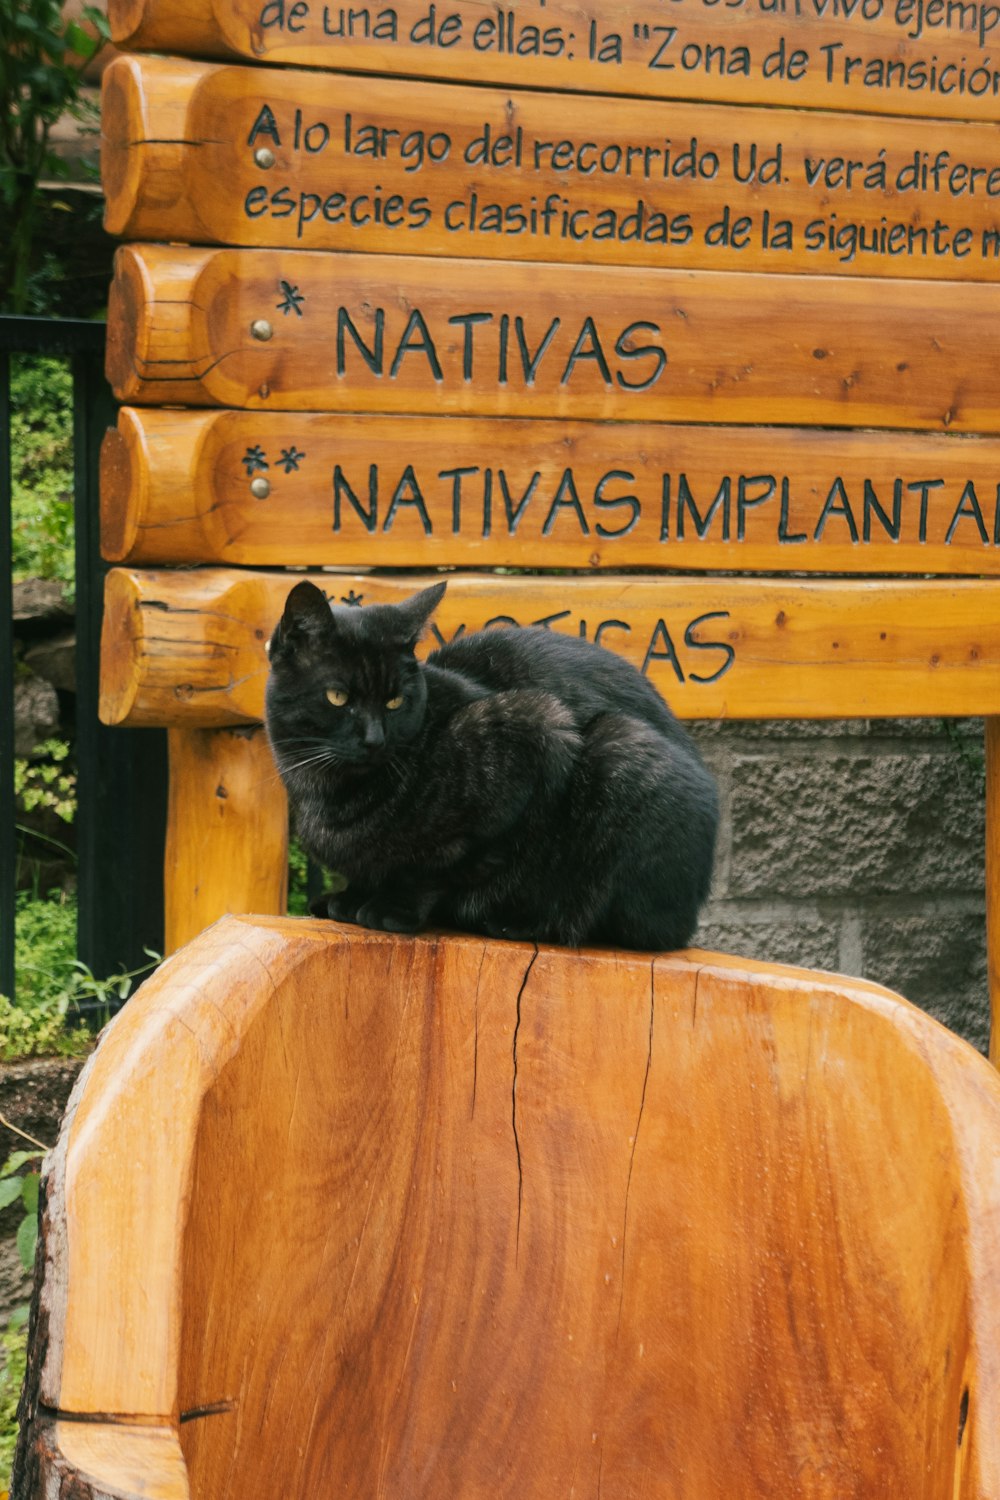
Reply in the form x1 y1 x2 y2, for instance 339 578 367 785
690 718 988 1054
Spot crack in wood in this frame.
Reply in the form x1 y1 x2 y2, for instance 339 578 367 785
37 1404 174 1427
471 944 486 1120
179 1400 236 1423
511 946 538 1262
617 959 655 1337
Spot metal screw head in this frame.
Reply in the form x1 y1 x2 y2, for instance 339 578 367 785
250 477 271 499
250 319 273 342
254 147 276 169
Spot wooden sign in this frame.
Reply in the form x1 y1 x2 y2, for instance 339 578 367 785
106 243 1000 429
101 566 1000 728
103 406 1000 575
103 54 1000 282
107 0 1000 123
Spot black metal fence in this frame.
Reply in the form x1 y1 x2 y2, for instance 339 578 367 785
2 316 167 1007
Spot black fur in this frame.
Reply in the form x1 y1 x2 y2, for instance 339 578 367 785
265 580 718 950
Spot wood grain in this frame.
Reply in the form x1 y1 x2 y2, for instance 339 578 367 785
99 565 1000 728
102 53 1000 282
105 243 1000 430
165 726 288 954
105 0 1000 123
102 405 1000 574
19 917 1000 1496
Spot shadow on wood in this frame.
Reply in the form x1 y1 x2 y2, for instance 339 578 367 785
13 917 1000 1497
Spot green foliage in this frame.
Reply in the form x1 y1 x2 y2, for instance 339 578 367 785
0 1151 45 1274
287 840 346 915
10 355 74 589
0 1150 44 1483
0 1307 29 1485
2 887 161 1060
15 738 76 825
288 838 311 916
0 0 109 312
1 891 86 1060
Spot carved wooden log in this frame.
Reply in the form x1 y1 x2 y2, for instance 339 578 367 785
105 0 1000 123
99 565 1000 728
12 917 1000 1497
102 53 1000 281
101 404 1000 574
105 242 1000 427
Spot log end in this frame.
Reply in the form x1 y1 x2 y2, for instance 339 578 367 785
108 0 233 56
107 0 145 43
99 568 143 726
106 246 150 402
100 412 144 563
101 56 145 237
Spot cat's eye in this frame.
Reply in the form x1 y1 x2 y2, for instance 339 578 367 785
386 695 404 711
326 688 349 708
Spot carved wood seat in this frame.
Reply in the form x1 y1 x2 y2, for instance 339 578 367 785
15 917 1000 1497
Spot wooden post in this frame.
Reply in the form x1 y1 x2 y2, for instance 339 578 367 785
164 727 288 953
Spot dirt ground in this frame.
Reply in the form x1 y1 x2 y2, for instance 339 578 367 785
1 1057 88 1320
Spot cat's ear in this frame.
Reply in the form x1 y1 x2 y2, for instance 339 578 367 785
391 581 447 651
268 580 334 661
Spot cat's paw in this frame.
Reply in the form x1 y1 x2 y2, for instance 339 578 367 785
355 897 424 934
311 890 362 923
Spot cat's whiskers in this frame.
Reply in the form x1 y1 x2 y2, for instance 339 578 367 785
277 747 345 778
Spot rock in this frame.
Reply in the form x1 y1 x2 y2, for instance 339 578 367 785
11 579 72 635
13 676 59 756
23 631 76 694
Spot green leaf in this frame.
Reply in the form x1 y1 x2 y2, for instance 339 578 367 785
0 1179 22 1210
64 20 97 59
9 1303 30 1332
1 1150 43 1177
82 5 111 40
20 1174 39 1214
16 1214 37 1272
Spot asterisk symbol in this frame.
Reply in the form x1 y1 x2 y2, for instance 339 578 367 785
241 445 268 475
278 446 306 473
276 280 305 317
341 591 364 607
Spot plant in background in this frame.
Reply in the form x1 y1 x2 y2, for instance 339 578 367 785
1 1305 29 1482
0 1151 45 1278
11 355 74 589
15 738 76 825
0 1144 47 1484
3 883 161 1060
0 0 109 313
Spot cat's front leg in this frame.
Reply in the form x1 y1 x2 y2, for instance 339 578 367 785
355 883 439 935
310 886 368 923
311 878 437 933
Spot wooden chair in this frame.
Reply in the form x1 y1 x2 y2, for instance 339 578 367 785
15 5 1000 1494
14 917 1000 1497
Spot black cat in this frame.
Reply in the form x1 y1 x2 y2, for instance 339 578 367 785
264 580 718 950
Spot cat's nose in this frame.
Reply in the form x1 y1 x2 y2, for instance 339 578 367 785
362 719 385 751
